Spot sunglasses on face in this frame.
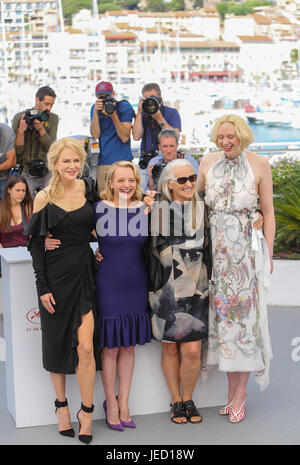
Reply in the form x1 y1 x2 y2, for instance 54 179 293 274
170 174 197 185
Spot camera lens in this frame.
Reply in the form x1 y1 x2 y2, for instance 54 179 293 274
104 101 116 114
38 110 50 122
142 96 159 115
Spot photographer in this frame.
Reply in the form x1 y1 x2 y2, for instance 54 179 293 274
0 123 17 199
132 83 181 154
147 129 199 191
90 81 135 193
12 86 58 197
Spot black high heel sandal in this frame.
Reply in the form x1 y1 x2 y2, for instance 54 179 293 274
77 403 94 444
54 399 75 437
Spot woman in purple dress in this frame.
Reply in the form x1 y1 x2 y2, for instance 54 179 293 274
94 160 152 430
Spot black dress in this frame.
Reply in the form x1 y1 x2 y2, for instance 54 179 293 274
24 177 101 374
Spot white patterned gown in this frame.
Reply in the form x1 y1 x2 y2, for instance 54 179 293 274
205 151 272 391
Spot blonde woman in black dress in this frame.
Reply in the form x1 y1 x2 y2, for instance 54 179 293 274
25 137 100 444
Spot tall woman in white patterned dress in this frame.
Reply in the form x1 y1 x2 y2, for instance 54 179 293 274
197 114 275 423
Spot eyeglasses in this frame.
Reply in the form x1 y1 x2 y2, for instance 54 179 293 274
170 174 197 185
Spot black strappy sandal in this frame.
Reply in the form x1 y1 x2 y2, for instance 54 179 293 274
77 403 94 444
54 398 75 437
183 400 202 424
170 401 188 424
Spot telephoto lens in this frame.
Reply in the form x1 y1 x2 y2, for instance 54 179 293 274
142 96 161 115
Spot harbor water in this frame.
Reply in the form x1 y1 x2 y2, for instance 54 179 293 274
249 123 300 144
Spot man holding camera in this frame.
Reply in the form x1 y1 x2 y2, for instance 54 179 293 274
147 129 199 191
132 83 181 154
90 81 135 193
12 86 58 197
0 123 17 198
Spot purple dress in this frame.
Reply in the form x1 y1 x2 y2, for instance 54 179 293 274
94 200 152 349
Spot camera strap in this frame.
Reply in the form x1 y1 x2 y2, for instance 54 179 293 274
142 105 164 153
32 130 40 160
30 116 50 160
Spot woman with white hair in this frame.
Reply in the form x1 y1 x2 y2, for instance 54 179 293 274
147 158 211 425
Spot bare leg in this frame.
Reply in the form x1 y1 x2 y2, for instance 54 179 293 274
180 341 202 422
50 372 72 432
232 372 250 411
76 310 96 435
180 341 202 402
101 347 120 424
161 342 186 424
227 372 238 404
117 346 135 422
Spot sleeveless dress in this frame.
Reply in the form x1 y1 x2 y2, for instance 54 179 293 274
0 204 28 247
205 152 272 391
94 200 152 349
24 177 101 374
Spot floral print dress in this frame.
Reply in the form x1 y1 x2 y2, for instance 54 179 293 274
205 151 272 391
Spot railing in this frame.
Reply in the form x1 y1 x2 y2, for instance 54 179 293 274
248 141 300 156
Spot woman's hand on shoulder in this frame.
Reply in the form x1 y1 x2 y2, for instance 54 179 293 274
143 190 157 214
33 189 49 213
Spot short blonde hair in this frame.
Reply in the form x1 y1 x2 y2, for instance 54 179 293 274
46 137 87 202
100 161 143 201
210 114 254 151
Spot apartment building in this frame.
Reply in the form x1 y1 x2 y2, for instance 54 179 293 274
1 3 299 85
0 0 58 80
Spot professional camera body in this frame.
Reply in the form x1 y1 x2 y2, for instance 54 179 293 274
142 95 162 115
99 96 117 115
138 150 158 170
27 159 47 177
152 162 167 183
24 108 49 131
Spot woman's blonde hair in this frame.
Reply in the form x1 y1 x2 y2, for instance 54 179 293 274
46 137 87 202
210 114 254 151
100 160 143 201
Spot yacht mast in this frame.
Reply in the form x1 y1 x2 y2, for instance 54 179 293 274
56 0 65 32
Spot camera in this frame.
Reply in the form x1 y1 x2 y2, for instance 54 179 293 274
138 150 158 170
10 164 23 175
27 159 47 177
24 108 49 131
142 95 162 115
152 162 167 181
98 96 117 115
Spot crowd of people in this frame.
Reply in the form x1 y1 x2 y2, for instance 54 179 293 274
0 80 275 443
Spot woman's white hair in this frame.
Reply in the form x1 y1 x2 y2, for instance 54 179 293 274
156 158 203 234
157 158 199 202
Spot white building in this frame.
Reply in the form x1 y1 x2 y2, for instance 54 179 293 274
237 35 292 79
